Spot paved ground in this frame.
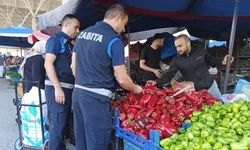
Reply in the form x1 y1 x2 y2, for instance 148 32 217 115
0 78 74 150
0 78 18 149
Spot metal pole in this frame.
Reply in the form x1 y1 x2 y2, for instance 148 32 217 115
15 81 23 146
223 0 240 93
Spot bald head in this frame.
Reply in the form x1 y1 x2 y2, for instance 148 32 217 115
103 4 128 34
174 34 191 55
104 4 128 20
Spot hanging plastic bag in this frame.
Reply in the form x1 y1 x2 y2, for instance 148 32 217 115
234 79 250 99
221 93 249 104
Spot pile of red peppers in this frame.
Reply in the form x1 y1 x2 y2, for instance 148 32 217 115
112 84 219 140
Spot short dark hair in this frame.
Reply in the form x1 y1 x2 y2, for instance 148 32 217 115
153 33 164 40
175 34 190 42
61 14 79 25
104 4 128 19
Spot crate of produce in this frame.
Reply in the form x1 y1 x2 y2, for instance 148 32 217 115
114 108 163 150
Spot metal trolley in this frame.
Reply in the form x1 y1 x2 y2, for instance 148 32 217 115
12 79 48 150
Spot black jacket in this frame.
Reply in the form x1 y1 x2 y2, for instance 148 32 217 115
23 55 45 93
156 44 221 90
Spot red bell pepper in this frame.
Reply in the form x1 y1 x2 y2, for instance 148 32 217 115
129 105 143 110
151 110 161 120
157 97 166 105
146 123 155 130
156 103 166 111
128 95 138 105
164 88 175 95
165 96 175 104
160 112 171 124
155 90 167 96
175 96 186 103
176 101 184 110
119 113 127 121
159 124 177 138
148 95 158 107
205 99 217 106
184 108 195 119
127 108 138 119
145 107 154 117
139 94 152 106
167 104 176 114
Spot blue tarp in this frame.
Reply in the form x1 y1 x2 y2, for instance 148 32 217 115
37 0 250 40
209 41 227 48
0 26 33 37
74 0 250 40
0 25 33 48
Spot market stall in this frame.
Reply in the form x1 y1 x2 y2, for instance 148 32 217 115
34 0 250 149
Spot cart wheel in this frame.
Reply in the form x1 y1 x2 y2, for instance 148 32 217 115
42 139 49 150
14 138 23 150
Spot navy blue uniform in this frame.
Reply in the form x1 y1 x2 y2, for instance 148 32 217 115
73 22 124 150
45 32 74 150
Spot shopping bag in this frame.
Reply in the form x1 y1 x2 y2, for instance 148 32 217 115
21 86 48 147
221 94 249 104
234 79 250 99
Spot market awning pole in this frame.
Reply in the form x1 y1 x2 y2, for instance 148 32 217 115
223 0 240 93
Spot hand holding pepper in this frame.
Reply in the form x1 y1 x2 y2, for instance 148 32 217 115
133 85 143 94
145 80 156 87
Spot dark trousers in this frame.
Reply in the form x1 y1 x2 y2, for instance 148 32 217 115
72 89 112 150
45 86 72 150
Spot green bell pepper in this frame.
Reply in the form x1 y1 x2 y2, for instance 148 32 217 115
187 132 194 140
192 111 202 117
226 113 234 119
220 145 230 150
232 103 241 114
201 130 210 138
180 140 188 148
220 118 231 127
217 137 235 145
206 116 215 122
213 142 222 150
190 142 201 150
240 111 250 117
201 142 211 150
230 142 248 150
207 136 216 145
192 129 200 137
236 127 244 135
160 138 172 147
240 104 248 111
178 127 185 134
231 121 242 129
239 116 247 123
202 105 209 112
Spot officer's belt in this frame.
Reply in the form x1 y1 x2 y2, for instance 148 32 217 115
45 80 74 89
74 84 112 98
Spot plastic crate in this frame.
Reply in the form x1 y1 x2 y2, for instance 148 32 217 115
114 108 163 150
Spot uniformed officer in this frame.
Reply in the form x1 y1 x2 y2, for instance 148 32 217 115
71 4 143 150
44 14 80 150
